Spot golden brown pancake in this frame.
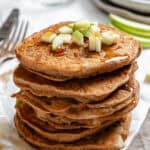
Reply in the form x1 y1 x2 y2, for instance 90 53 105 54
14 77 135 114
14 62 137 103
15 22 141 81
35 83 139 130
14 113 131 150
16 102 120 143
14 79 138 120
24 66 70 82
13 21 141 150
15 80 139 131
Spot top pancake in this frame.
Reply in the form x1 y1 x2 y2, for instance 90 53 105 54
15 22 141 81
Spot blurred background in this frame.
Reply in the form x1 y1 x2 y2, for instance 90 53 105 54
0 0 108 34
0 0 150 47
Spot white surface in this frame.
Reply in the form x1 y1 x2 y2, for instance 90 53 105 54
0 0 107 36
0 0 150 149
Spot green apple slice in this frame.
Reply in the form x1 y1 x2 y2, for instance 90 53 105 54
82 26 92 37
133 36 150 48
109 22 150 48
111 20 150 38
109 14 150 33
52 35 64 50
60 34 72 43
72 31 84 45
41 31 56 43
101 31 120 45
68 23 74 29
74 21 91 31
59 26 73 34
145 74 150 83
52 34 72 50
95 37 101 52
82 25 100 37
89 33 101 52
91 25 100 33
89 35 96 51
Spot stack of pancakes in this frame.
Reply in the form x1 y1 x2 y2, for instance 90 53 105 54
13 22 141 150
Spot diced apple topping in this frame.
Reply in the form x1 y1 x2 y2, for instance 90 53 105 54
144 74 150 83
102 30 120 45
59 34 72 43
89 32 101 52
41 31 56 43
52 35 64 50
59 26 73 34
72 31 84 45
74 21 91 31
52 34 72 50
41 21 120 52
83 25 100 37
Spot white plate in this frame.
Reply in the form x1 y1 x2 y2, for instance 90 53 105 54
110 0 150 13
93 0 150 24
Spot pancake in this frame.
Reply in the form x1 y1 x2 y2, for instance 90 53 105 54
15 22 141 81
16 93 132 120
42 114 129 130
14 79 138 120
24 66 69 82
16 100 123 131
14 62 137 103
14 113 131 150
14 78 134 113
13 20 141 150
16 103 119 143
36 83 139 130
15 81 138 131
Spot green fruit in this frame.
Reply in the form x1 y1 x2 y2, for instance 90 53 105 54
109 22 150 48
52 35 64 50
68 23 74 29
59 26 73 34
111 20 150 38
72 31 84 45
89 35 96 51
101 31 120 45
89 33 102 52
109 14 150 33
41 32 56 43
145 74 150 83
74 21 91 31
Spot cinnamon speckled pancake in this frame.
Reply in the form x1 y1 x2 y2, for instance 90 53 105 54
14 79 138 120
14 79 133 114
15 80 139 130
15 22 141 81
13 20 141 150
14 113 131 150
16 102 119 143
35 82 139 130
14 62 137 103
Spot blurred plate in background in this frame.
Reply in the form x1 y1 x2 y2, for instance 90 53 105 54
109 0 150 13
93 0 150 24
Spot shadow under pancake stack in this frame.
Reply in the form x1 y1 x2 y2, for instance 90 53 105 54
13 22 141 149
